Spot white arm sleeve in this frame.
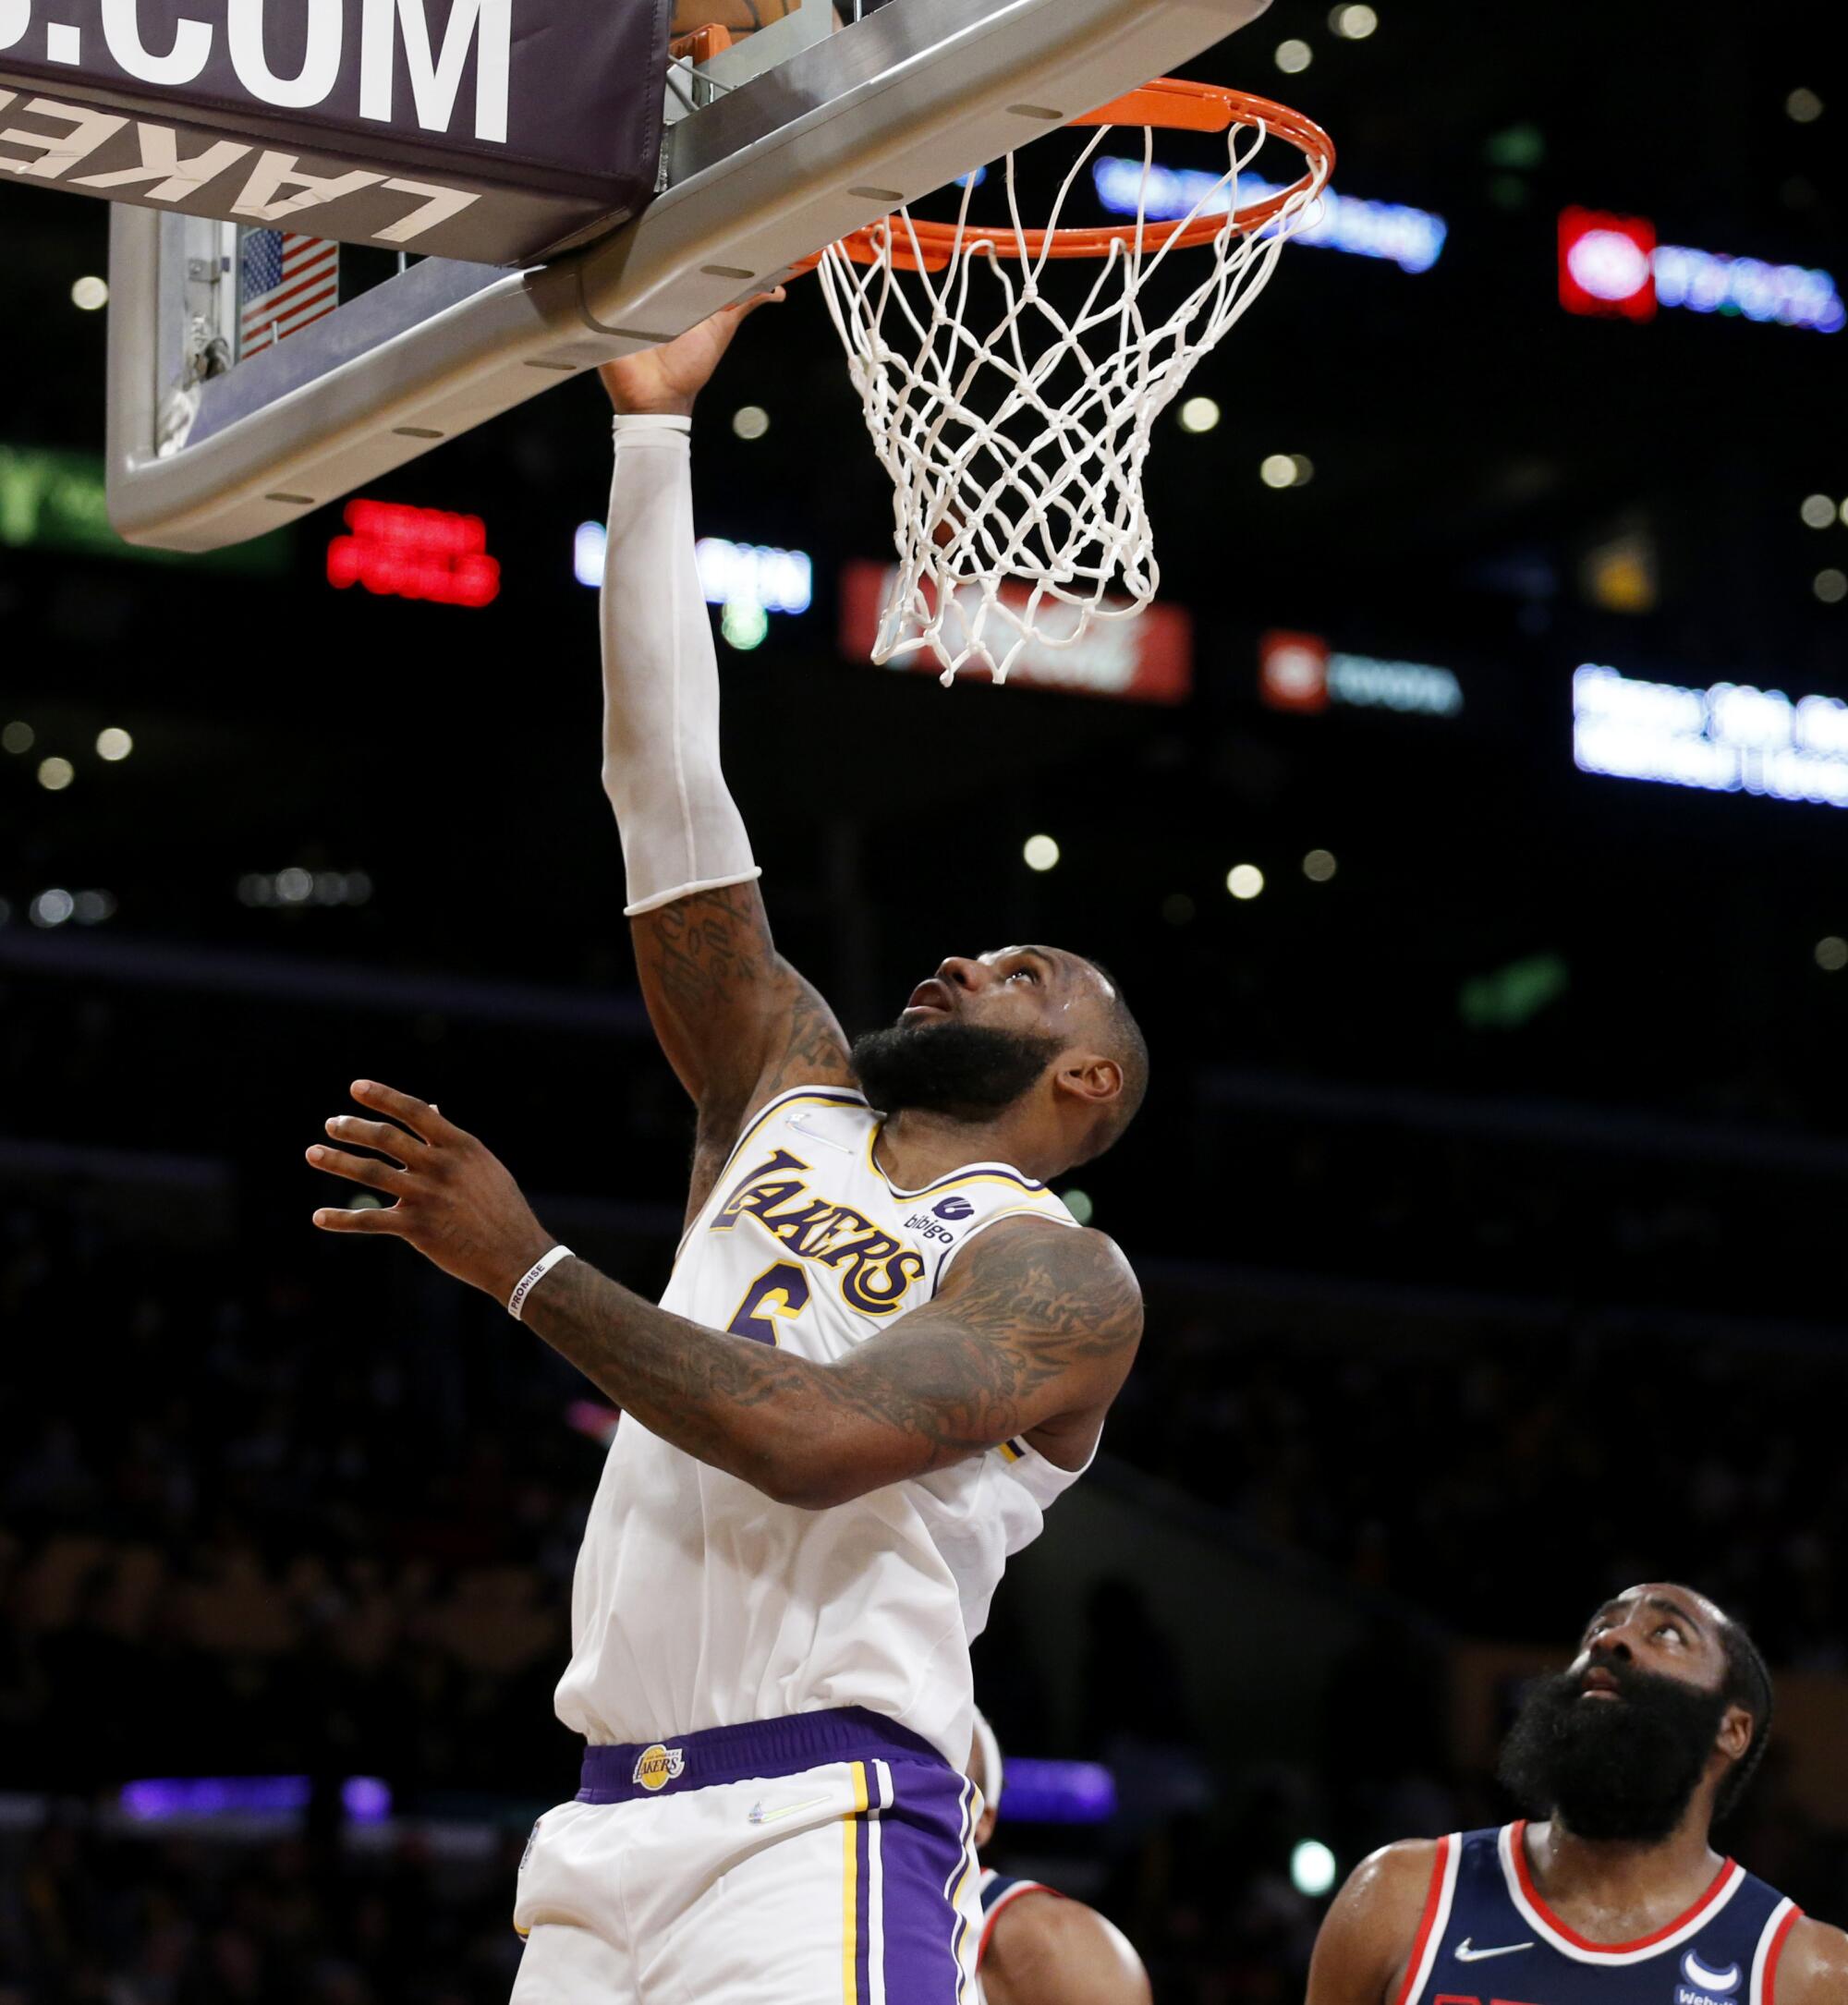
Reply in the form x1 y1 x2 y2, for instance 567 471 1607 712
601 413 762 918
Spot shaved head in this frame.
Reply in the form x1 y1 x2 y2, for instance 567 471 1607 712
1070 956 1149 1162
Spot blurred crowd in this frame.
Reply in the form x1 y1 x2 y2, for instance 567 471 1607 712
1108 1304 1848 1669
4 1185 1846 2002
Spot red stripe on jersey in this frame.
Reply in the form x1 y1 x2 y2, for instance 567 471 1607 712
1764 1903 1803 2005
1508 1820 1739 1953
978 1881 1064 1968
1395 1835 1453 2005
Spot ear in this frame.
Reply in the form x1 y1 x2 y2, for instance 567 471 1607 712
1716 1702 1754 1766
1052 1052 1124 1110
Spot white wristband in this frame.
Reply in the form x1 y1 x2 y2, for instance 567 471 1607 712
508 1246 575 1321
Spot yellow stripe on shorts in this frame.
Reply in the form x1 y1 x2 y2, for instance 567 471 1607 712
842 1759 869 2003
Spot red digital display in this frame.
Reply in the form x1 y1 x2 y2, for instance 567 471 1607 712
327 500 502 608
1558 207 1657 321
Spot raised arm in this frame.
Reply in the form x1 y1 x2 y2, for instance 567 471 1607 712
596 306 855 1220
630 885 856 1221
307 1084 1141 1505
1305 1841 1439 2005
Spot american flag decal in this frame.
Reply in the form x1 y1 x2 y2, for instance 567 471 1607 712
238 231 340 358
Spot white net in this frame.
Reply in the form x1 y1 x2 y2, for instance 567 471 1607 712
817 110 1329 685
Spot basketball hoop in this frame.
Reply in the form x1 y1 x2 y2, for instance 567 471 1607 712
812 80 1334 686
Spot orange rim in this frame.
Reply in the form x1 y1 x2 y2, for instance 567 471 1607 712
813 80 1334 274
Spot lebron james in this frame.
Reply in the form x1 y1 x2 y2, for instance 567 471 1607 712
303 298 1149 2003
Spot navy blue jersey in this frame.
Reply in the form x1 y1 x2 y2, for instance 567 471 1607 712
977 1868 1061 1970
1400 1824 1802 2005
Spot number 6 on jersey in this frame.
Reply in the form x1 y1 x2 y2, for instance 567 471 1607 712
726 1262 810 1345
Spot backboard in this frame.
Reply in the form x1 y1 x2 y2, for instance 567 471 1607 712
94 0 1271 552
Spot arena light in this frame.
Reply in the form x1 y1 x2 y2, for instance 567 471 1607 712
1259 631 1464 718
573 520 606 588
1292 1840 1339 1897
1816 936 1848 971
1655 241 1844 331
36 756 74 791
1178 395 1222 433
327 500 501 608
237 869 371 908
1574 662 1848 807
1303 848 1338 881
96 726 133 761
1226 863 1265 900
70 274 108 310
1092 161 1446 274
1800 494 1837 529
997 1758 1117 1825
733 406 772 441
1023 833 1061 871
575 523 813 620
1559 208 1657 319
697 538 814 616
1560 208 1845 332
721 601 770 651
120 1777 390 1824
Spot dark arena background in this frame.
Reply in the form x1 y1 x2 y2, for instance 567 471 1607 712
4 2 1848 1999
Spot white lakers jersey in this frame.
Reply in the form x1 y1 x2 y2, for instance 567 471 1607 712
553 1085 1089 1767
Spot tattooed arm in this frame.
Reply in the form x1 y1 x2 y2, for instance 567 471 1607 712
596 307 856 1222
522 1210 1142 1501
308 1083 1141 1505
631 885 856 1227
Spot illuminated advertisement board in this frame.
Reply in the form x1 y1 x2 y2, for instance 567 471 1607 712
839 562 1192 704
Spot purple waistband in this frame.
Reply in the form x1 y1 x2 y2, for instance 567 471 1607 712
578 1706 945 1806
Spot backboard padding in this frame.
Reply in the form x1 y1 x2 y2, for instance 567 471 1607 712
108 0 1273 552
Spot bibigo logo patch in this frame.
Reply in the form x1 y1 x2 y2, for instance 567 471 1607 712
933 1196 976 1221
632 1744 686 1792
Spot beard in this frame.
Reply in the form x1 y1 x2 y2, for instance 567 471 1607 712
1497 1658 1730 1843
851 1017 1064 1117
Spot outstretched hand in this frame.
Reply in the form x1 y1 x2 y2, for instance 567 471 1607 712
308 1082 555 1304
599 287 786 418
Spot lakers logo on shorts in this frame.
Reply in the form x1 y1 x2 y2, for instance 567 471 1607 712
632 1744 686 1791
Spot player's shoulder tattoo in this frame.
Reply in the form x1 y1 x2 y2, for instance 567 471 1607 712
944 1219 1143 1363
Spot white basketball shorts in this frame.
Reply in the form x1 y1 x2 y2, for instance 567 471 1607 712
511 1707 984 2004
